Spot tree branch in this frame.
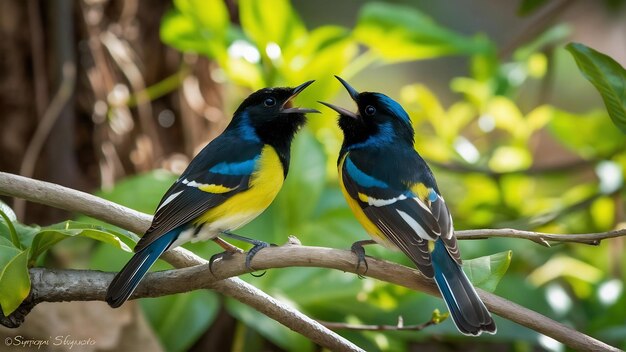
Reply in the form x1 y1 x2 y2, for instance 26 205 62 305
0 172 362 352
0 172 623 351
5 246 621 352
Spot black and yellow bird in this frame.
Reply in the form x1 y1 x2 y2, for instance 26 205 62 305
106 81 319 308
320 76 496 335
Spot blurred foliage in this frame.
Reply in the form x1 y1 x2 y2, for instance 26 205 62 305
3 0 626 351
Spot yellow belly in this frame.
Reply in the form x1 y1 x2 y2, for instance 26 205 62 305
338 154 396 249
194 145 284 231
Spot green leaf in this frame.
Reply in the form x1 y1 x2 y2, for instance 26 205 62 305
239 0 307 52
142 291 219 352
463 250 512 292
160 0 230 58
29 221 132 263
0 200 21 250
354 2 489 62
566 42 626 134
0 249 30 315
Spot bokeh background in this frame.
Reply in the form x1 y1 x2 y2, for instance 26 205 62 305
1 0 626 351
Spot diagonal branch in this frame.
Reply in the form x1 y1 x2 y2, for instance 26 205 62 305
0 172 624 351
0 172 362 352
5 246 621 352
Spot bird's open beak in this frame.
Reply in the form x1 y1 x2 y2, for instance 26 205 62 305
280 80 320 114
317 76 360 119
335 75 359 101
317 101 359 119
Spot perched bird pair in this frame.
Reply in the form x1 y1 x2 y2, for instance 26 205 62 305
106 78 496 336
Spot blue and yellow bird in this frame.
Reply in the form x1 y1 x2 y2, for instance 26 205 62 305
106 81 319 308
320 76 496 335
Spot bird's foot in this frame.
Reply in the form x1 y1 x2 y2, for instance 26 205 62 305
220 230 277 276
351 240 377 278
245 240 277 277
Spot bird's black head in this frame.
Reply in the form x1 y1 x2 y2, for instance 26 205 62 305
229 81 319 149
320 76 414 150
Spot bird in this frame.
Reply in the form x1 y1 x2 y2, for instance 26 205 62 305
106 81 319 308
319 76 496 336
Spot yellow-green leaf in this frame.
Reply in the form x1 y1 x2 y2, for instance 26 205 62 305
240 0 307 51
29 221 133 262
354 2 488 62
0 249 30 315
463 250 512 292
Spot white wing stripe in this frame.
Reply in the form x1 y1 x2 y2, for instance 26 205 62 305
396 209 436 241
366 194 407 207
156 190 183 212
413 197 433 214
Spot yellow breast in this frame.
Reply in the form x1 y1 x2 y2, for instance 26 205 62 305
194 145 284 230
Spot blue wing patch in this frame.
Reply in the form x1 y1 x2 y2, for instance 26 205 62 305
428 188 438 202
345 157 388 189
210 157 258 175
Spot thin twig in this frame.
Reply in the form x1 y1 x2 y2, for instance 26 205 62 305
456 228 626 247
319 316 440 332
0 172 623 351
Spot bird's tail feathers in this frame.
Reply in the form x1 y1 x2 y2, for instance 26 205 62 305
432 239 496 336
106 229 180 308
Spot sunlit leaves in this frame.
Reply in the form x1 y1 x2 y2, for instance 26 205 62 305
489 146 532 173
240 0 307 54
484 97 528 141
160 0 230 58
528 256 604 297
566 42 626 134
354 2 489 62
590 196 614 230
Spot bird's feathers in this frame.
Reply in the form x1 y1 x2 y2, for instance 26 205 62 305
135 134 263 252
338 149 462 277
106 228 180 308
432 240 496 335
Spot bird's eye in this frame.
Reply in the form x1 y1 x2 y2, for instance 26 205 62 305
264 97 276 107
365 105 376 116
